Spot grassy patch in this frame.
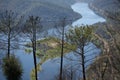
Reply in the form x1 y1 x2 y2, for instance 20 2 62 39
25 37 76 63
37 37 76 63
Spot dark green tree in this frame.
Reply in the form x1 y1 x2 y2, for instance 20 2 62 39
2 55 23 80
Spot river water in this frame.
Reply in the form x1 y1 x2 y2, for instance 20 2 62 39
0 2 105 80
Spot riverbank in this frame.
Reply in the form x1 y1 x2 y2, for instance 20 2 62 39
71 3 105 26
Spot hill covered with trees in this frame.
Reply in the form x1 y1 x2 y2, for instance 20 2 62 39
85 0 120 80
0 0 81 30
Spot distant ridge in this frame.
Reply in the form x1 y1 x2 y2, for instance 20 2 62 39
0 0 81 30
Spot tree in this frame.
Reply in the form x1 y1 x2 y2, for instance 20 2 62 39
59 17 66 80
2 54 23 80
23 16 42 80
66 26 94 80
56 64 79 80
86 25 120 80
0 10 23 57
52 17 67 80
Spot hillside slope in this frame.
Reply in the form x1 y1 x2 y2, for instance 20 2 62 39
89 0 120 20
89 0 120 32
87 1 120 79
0 0 81 30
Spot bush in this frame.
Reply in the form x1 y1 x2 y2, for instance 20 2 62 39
2 55 23 80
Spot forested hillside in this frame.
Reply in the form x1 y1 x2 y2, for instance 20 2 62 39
90 0 120 21
89 0 120 35
0 0 80 18
86 0 120 80
0 0 80 30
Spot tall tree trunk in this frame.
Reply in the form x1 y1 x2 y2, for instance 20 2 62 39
33 42 37 80
8 32 10 58
70 66 73 80
32 20 38 80
81 46 86 80
59 18 65 80
8 25 11 58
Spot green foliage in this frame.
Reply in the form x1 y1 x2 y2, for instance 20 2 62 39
25 48 32 54
66 25 94 80
30 63 41 80
35 37 76 64
66 25 94 47
2 55 23 80
25 37 76 64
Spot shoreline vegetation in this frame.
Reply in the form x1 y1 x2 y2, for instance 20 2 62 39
25 37 76 80
25 37 76 64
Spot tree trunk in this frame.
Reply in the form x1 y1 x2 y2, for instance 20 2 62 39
8 27 11 58
32 20 38 80
59 27 64 80
81 46 86 80
59 18 65 80
33 43 38 80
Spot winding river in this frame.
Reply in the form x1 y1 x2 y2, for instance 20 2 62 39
0 2 105 80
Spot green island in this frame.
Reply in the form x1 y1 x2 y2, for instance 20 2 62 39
25 37 76 80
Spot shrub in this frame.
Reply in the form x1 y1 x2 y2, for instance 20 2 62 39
2 55 23 80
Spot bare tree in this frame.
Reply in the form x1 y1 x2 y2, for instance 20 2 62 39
56 64 79 80
52 17 71 80
58 17 66 80
23 16 42 80
0 10 23 57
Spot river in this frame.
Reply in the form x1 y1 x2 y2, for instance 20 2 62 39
0 2 105 80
